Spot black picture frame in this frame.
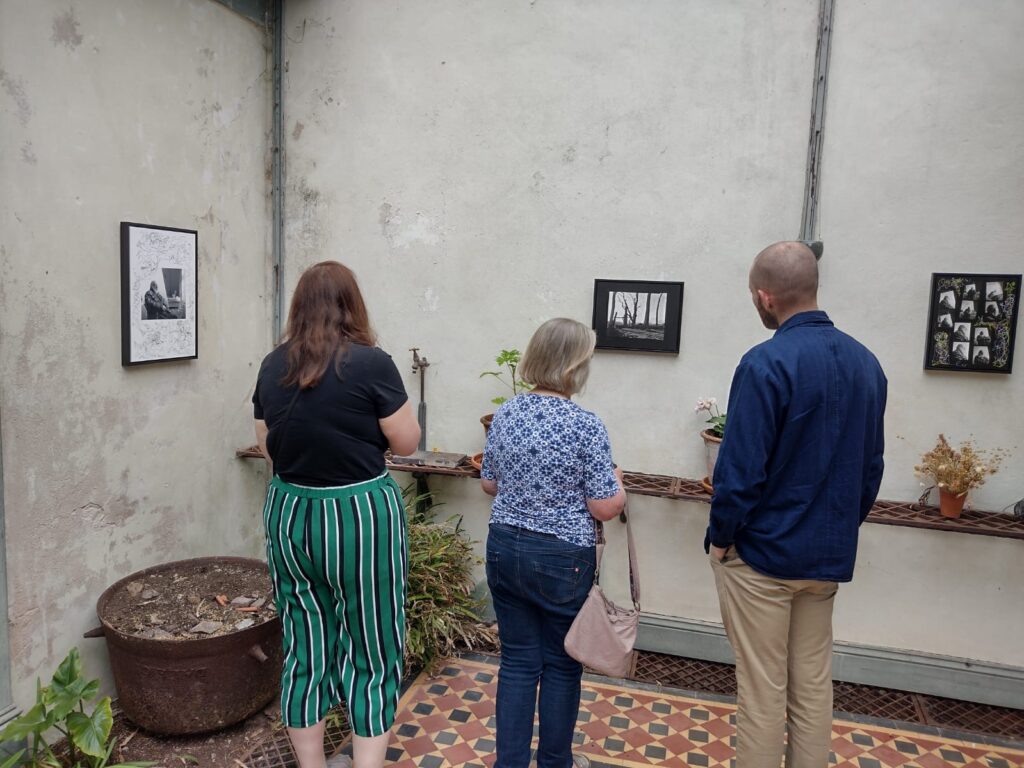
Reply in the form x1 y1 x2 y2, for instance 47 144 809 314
120 222 199 366
924 272 1020 374
592 279 685 354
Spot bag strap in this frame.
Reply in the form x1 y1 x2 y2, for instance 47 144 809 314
593 501 640 608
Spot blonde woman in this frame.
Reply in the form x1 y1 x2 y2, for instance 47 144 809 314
481 318 626 768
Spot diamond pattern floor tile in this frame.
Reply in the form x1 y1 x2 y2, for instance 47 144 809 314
373 657 1024 767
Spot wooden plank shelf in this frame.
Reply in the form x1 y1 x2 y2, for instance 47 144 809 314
235 446 1024 541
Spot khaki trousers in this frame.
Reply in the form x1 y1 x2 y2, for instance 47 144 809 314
711 551 838 768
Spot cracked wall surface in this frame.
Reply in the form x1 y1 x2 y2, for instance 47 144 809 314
0 0 273 704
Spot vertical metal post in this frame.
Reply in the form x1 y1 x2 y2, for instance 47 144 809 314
0 408 15 727
800 0 835 244
271 0 285 341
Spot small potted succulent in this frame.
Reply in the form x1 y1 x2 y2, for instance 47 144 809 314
694 397 726 491
915 434 1005 518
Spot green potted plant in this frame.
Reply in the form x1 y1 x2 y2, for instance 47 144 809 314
478 349 531 434
915 434 1004 518
0 647 155 768
694 397 726 492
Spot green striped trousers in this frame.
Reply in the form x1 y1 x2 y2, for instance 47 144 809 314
263 473 407 735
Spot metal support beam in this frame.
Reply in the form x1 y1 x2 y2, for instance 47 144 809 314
271 0 285 341
0 409 13 715
800 0 835 246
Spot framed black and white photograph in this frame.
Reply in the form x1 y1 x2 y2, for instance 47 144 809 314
120 222 198 366
924 272 1020 373
592 279 684 353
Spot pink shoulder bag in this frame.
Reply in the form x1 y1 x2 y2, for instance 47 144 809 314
563 507 640 677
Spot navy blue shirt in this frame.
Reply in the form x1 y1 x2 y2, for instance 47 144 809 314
706 311 887 582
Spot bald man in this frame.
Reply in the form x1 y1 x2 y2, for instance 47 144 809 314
706 242 887 768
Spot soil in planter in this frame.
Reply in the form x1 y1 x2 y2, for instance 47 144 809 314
102 562 276 640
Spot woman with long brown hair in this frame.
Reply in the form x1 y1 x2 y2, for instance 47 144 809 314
253 261 420 768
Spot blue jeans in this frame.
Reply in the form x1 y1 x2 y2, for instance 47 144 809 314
486 523 596 768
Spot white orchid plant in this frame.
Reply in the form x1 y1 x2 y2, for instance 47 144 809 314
695 397 726 438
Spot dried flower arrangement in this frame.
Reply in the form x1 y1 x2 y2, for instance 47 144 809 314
915 434 1006 499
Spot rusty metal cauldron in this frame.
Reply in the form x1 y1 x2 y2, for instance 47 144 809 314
85 556 283 735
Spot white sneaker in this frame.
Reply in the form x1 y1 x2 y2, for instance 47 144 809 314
325 754 353 768
533 757 591 768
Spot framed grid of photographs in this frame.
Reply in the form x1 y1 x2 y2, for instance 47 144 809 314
120 222 199 366
592 279 684 354
924 273 1019 373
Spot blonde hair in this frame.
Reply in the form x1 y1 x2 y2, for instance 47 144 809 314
519 318 596 396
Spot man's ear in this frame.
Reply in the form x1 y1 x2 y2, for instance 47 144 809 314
757 288 773 309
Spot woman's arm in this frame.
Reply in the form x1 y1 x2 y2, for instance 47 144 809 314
586 466 626 521
379 400 421 456
481 478 498 497
255 419 271 470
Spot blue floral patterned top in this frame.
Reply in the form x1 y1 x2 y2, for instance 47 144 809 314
481 393 620 546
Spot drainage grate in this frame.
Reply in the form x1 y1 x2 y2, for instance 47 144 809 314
921 694 1024 740
631 651 1024 741
242 705 351 768
632 651 736 696
833 681 922 724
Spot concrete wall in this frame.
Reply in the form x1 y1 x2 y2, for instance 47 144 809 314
818 0 1024 508
0 0 272 704
282 0 818 470
282 0 1024 681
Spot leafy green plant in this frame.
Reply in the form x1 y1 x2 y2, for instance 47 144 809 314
0 648 154 768
480 349 531 406
403 485 496 675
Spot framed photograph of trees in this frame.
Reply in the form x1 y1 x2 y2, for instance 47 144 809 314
924 272 1020 373
592 279 684 353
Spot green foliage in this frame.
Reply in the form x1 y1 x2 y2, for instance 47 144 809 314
0 648 155 768
479 349 531 406
403 485 495 675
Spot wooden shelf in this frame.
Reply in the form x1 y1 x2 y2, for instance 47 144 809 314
235 446 1024 541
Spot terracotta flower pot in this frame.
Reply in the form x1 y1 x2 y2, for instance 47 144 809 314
481 413 494 435
701 429 723 490
939 489 968 518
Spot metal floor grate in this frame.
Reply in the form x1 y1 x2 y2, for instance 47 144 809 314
630 650 1024 740
241 705 350 768
920 693 1024 740
631 650 737 696
832 681 922 724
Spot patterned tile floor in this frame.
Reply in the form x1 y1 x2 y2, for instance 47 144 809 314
369 657 1024 768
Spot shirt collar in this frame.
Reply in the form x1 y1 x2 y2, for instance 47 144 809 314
774 310 833 335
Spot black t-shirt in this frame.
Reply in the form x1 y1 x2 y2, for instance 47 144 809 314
252 343 408 486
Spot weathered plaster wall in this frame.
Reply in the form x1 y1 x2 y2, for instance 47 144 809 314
281 0 1023 676
818 0 1024 508
0 0 272 704
282 0 818 469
